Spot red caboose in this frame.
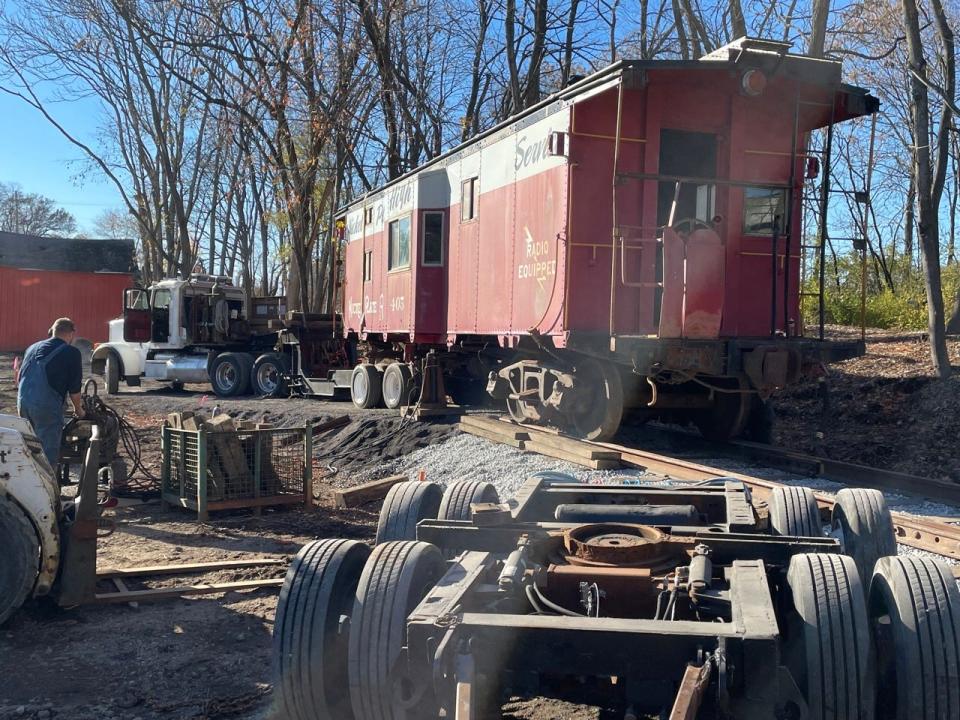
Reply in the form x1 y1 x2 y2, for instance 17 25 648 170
337 38 876 440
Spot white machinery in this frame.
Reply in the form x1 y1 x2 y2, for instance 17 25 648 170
0 414 102 624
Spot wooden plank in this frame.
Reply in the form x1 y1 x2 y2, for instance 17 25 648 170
669 662 712 720
518 430 620 460
97 558 286 579
524 440 621 470
111 577 139 609
458 423 527 447
93 578 284 604
334 474 409 509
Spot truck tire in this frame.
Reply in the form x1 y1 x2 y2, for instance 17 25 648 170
348 541 446 720
870 556 960 720
832 488 897 591
210 352 252 397
438 481 500 521
785 553 873 719
104 352 120 395
375 481 443 544
351 364 382 409
272 539 370 720
253 353 290 397
0 497 40 626
381 363 412 410
769 486 822 537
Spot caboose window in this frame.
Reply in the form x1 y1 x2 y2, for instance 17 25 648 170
422 212 444 266
461 177 478 222
388 215 411 270
743 187 786 235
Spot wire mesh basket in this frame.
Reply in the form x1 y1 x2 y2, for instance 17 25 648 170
160 423 313 519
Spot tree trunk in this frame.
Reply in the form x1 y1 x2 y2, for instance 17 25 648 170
808 0 830 57
902 0 953 375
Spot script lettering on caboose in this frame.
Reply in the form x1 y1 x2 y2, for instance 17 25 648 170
515 134 551 171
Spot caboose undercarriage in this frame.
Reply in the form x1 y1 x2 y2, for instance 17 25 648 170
487 333 864 440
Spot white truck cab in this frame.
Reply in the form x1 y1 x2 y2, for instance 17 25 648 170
91 275 257 396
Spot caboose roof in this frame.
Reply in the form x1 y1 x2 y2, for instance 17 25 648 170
339 37 877 215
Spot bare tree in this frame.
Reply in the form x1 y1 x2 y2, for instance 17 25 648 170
0 182 77 236
901 0 954 371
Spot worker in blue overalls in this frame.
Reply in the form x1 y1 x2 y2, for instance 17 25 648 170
17 317 85 468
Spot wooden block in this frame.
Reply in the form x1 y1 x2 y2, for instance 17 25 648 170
182 415 203 432
518 431 620 460
167 412 190 429
458 423 526 448
205 415 251 497
460 416 529 438
237 420 258 430
523 440 621 470
334 474 408 509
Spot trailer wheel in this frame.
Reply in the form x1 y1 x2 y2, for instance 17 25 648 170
104 352 120 395
438 481 500 521
253 353 290 397
832 489 896 590
569 358 623 441
348 541 446 720
769 486 822 537
375 481 443 544
382 363 412 410
351 364 383 409
0 497 40 626
784 553 872 719
210 352 252 397
272 539 370 720
870 556 960 720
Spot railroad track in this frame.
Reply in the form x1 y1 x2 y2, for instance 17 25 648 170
458 415 960 563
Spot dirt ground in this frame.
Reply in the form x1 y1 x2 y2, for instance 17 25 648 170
1 328 958 719
0 358 608 720
772 327 960 482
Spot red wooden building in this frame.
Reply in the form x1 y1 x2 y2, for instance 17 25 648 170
0 231 135 352
337 38 877 440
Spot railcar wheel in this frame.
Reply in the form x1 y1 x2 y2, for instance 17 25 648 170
769 486 822 537
438 481 500 521
568 358 624 441
832 488 896 591
0 497 39 626
210 352 252 397
272 539 370 720
870 556 960 720
351 364 383 409
348 541 446 720
375 481 443 544
382 363 412 410
784 553 873 720
693 377 751 441
252 353 290 397
104 352 120 395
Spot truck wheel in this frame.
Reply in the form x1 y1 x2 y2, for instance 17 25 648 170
438 481 500 521
351 364 382 409
375 481 443 544
769 486 822 537
253 353 290 397
348 541 446 720
0 497 40 626
210 352 251 397
832 488 897 590
381 363 412 410
272 539 370 720
870 556 960 719
784 553 872 719
104 352 120 395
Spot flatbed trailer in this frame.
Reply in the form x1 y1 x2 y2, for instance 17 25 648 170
272 474 960 719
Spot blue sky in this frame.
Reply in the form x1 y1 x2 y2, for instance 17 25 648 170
0 89 123 234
